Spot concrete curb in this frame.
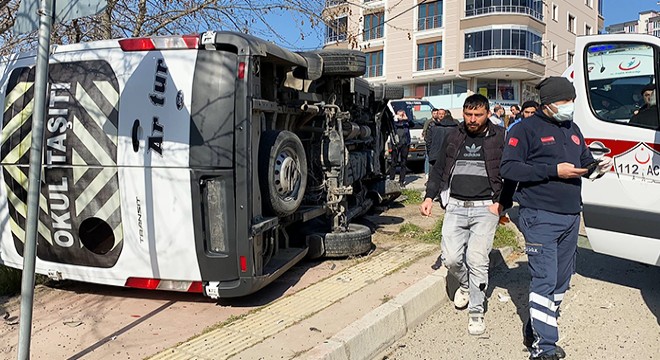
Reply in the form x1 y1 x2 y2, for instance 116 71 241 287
300 247 514 360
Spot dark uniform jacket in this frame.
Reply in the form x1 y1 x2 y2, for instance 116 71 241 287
425 121 514 209
426 117 459 164
500 111 596 214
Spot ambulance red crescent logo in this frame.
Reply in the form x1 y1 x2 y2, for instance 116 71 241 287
618 58 641 71
571 135 580 145
635 147 651 164
509 137 518 147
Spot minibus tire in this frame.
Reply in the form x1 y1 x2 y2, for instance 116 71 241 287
316 49 366 77
259 130 308 216
323 223 373 258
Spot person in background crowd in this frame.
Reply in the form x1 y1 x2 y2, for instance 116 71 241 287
510 104 522 121
501 77 613 360
426 108 458 175
422 108 440 180
421 94 514 336
389 109 414 188
489 105 505 127
507 100 540 131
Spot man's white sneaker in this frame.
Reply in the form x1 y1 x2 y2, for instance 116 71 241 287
453 287 469 309
468 312 486 335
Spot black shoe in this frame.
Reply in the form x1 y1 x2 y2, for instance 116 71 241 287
530 354 559 360
524 337 565 359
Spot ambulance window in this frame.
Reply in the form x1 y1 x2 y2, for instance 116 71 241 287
586 43 659 130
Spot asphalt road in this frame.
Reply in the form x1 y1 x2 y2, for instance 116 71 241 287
382 237 660 360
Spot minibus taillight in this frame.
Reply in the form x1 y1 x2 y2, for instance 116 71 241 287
125 277 203 292
119 35 199 51
240 256 247 272
238 62 246 79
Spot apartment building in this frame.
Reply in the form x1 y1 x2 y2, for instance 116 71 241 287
323 0 603 112
606 10 660 37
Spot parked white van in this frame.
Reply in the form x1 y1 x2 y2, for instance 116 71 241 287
572 34 660 266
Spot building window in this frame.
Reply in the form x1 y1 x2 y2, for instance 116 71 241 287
363 12 384 41
465 0 543 21
552 4 558 21
429 80 469 95
552 43 557 61
585 0 593 8
585 24 592 35
326 16 348 43
568 14 576 34
365 51 383 77
418 1 443 31
417 41 442 71
464 28 542 60
567 51 574 66
476 79 518 101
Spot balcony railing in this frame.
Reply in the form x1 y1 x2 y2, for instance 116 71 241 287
363 27 384 41
366 64 383 77
326 0 347 7
418 15 443 31
465 6 543 21
416 56 442 71
464 49 543 62
326 33 347 43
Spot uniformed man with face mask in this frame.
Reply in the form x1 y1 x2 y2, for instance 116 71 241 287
501 77 613 360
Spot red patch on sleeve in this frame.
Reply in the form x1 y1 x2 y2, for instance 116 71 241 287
508 137 519 147
541 136 555 143
571 134 581 145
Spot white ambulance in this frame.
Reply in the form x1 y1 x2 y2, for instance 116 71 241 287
0 31 403 298
573 34 660 266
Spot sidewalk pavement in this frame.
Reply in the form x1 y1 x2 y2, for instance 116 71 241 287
298 247 514 360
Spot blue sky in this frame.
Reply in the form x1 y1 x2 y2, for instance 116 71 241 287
261 0 660 51
603 0 659 26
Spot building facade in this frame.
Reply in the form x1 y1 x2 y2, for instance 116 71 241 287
606 10 660 37
323 0 603 113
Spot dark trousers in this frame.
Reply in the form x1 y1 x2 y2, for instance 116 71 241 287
389 141 409 185
518 207 579 358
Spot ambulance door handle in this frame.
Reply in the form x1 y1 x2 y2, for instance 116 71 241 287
132 120 141 153
587 141 610 156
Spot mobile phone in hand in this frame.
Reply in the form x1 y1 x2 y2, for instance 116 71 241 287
585 160 600 171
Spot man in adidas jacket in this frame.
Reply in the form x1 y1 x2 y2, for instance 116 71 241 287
420 94 514 336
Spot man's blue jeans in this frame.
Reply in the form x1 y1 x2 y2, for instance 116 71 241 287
441 202 499 313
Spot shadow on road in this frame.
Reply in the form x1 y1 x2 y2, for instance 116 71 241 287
486 244 660 341
575 247 660 325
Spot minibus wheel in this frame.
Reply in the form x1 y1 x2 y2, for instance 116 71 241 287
323 223 373 258
259 130 308 216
